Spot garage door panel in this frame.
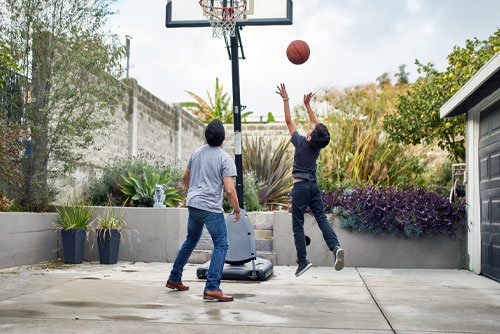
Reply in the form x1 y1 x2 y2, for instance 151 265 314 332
490 222 500 234
480 111 490 137
480 157 489 180
494 246 500 267
479 103 500 281
479 132 500 149
479 179 500 192
492 199 500 222
491 108 500 132
481 241 490 263
481 200 490 222
492 153 500 177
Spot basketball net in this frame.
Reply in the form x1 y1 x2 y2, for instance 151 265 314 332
200 0 247 38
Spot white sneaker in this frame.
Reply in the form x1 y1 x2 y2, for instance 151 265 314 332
334 247 344 271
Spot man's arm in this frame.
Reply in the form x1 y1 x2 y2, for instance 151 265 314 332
223 176 241 222
276 83 296 136
182 167 190 192
304 92 317 127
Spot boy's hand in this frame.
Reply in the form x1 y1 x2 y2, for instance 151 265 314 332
304 92 314 106
275 83 289 101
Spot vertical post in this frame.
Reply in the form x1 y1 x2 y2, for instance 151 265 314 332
128 80 138 158
125 35 131 78
174 105 182 163
230 31 244 208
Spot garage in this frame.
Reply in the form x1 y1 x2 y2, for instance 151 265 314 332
479 101 500 280
441 52 500 281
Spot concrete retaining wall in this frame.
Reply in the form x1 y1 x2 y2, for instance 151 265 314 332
0 213 58 269
1 210 465 269
80 207 188 263
273 212 465 269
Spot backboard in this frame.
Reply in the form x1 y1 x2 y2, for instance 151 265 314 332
165 0 293 28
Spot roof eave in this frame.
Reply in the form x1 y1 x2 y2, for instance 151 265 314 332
440 52 500 118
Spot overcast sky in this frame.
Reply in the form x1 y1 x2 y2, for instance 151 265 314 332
108 0 500 118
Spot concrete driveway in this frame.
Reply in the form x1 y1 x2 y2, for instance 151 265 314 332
0 262 499 333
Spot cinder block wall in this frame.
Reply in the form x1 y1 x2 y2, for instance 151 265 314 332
59 79 207 200
60 78 304 200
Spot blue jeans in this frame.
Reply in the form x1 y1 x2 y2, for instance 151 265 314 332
291 180 340 264
169 207 228 291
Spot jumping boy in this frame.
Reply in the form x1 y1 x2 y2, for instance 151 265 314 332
276 83 344 277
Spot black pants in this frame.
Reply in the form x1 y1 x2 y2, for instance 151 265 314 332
291 180 340 264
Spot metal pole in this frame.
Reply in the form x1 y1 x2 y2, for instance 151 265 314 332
230 30 244 208
125 35 132 78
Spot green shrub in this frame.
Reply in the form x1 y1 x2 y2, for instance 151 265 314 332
85 155 183 206
223 172 263 212
120 167 183 207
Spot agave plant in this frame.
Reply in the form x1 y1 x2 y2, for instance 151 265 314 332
243 136 293 208
120 167 184 207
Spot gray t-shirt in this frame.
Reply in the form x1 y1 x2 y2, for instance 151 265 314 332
291 130 321 181
186 144 237 213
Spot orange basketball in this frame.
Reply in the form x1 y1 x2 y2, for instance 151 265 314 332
286 40 310 65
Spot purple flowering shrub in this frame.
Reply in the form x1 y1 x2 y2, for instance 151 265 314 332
321 186 466 238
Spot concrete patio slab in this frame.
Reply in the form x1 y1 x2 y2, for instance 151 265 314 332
0 262 498 334
357 268 500 333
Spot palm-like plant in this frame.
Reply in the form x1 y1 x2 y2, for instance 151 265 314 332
120 167 183 207
94 200 126 231
181 77 252 123
55 198 95 230
243 137 293 208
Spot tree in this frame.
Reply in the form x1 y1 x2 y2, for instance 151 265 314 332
0 42 28 205
302 80 429 190
376 72 391 89
395 64 409 86
384 28 500 163
0 0 125 211
181 77 252 123
0 41 17 86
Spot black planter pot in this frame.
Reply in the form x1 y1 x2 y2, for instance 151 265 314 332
97 229 121 264
61 229 86 264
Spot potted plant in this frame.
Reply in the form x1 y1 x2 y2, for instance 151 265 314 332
94 202 126 264
55 198 95 264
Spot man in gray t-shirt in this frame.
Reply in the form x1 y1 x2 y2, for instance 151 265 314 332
186 144 237 213
166 119 241 302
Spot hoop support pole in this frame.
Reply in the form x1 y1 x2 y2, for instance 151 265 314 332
230 30 244 208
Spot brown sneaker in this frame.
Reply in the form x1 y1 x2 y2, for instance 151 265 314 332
203 289 233 302
166 280 189 291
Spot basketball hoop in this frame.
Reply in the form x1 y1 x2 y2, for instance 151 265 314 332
199 0 247 38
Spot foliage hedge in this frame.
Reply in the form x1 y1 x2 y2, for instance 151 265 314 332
322 186 465 238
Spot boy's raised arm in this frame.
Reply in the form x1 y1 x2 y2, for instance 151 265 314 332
304 92 317 126
276 83 296 136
